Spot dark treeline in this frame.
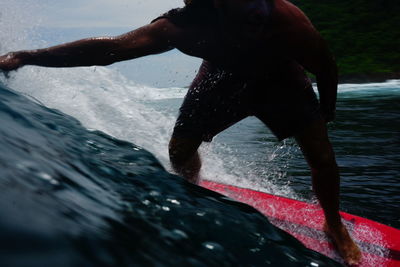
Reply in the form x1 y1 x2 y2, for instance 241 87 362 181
292 0 400 82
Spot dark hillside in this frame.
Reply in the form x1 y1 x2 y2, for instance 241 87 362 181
291 0 400 82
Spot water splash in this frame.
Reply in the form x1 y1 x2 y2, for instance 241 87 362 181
0 0 297 200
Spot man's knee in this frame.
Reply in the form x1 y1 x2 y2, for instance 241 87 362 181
168 138 182 165
168 137 201 166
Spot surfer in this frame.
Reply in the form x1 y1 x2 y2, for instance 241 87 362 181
0 0 361 264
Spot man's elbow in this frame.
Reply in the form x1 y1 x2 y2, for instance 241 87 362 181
315 59 338 80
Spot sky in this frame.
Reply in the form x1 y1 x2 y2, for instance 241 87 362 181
36 0 185 28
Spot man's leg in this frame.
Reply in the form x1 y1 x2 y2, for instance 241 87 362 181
294 118 361 264
169 137 202 184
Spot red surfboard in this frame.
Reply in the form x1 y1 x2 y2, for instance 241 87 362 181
200 180 400 266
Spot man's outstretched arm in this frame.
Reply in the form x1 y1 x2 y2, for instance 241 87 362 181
0 19 178 71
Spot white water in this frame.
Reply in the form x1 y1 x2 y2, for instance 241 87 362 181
0 0 295 196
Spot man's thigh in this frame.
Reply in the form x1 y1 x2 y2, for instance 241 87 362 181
252 62 322 141
172 61 252 142
254 83 321 141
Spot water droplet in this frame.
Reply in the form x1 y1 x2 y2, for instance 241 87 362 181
150 190 160 196
49 179 59 185
172 229 188 239
39 172 52 180
162 206 170 211
167 199 181 205
205 243 214 250
284 252 297 261
202 242 223 251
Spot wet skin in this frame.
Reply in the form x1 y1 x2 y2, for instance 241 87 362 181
0 0 361 264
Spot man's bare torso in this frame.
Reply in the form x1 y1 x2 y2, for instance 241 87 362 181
165 0 321 75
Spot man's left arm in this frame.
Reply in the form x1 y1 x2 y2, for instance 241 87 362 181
313 38 338 122
293 30 339 122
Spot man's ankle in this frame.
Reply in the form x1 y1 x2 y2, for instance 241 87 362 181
324 215 343 229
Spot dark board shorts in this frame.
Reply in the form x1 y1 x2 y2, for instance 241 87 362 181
172 61 322 142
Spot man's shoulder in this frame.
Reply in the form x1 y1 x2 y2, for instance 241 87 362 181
152 6 217 28
151 8 184 25
148 18 184 41
271 1 320 45
273 0 316 31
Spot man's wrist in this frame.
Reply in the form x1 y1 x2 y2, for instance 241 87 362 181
14 51 32 66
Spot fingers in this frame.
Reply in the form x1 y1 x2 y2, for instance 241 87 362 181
0 52 22 72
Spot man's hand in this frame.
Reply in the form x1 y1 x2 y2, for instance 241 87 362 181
0 52 24 72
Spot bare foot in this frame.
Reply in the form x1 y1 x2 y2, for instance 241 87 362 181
188 175 200 184
323 222 362 265
184 172 200 184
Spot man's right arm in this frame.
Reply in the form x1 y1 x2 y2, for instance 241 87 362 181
0 19 179 71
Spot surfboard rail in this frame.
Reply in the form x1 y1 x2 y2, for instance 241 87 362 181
200 180 400 267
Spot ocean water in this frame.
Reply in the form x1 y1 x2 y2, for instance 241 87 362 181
0 81 344 266
0 1 399 266
1 71 399 267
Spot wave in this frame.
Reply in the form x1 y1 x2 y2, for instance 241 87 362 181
338 79 400 95
0 82 340 266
